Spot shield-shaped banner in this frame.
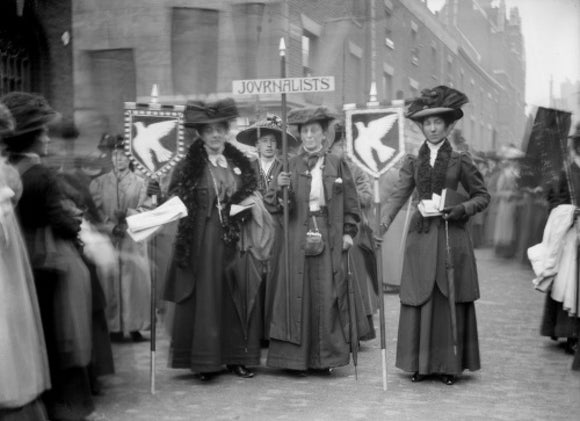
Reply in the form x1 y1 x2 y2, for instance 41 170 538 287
123 103 186 179
344 107 405 178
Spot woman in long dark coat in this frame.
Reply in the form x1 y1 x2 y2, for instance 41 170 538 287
236 116 299 341
265 107 361 374
1 92 94 419
164 99 261 381
380 86 490 385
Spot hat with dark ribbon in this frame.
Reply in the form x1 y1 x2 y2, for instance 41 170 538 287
0 91 60 138
287 106 337 127
184 98 239 128
406 85 469 122
236 114 299 148
0 103 15 137
98 133 125 151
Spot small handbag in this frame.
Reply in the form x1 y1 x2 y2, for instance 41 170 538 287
304 215 324 256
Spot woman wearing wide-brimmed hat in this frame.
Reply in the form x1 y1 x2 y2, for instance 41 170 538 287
236 115 297 341
0 103 51 421
265 106 361 374
89 135 151 343
380 86 490 385
541 122 580 364
0 92 94 419
164 98 262 381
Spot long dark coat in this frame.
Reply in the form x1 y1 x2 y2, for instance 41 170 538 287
383 151 490 306
266 153 361 346
163 140 260 371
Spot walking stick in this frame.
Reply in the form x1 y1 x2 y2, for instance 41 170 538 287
346 250 359 379
444 220 458 357
374 177 388 391
149 192 158 394
279 38 291 334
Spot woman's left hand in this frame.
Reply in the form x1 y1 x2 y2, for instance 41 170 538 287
443 204 466 221
342 234 354 250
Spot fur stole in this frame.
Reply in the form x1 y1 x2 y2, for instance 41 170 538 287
416 139 452 200
413 139 452 233
173 139 258 267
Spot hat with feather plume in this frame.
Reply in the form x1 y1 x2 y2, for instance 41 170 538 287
406 85 469 122
236 114 299 148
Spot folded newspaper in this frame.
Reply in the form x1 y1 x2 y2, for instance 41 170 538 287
126 196 188 242
418 193 442 217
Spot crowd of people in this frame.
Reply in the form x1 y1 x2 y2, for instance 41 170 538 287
1 85 578 421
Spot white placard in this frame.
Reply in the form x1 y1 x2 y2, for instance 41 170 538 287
233 76 335 95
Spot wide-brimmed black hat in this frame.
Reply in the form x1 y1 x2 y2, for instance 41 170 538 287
287 106 337 128
0 91 60 138
236 114 299 148
98 133 125 151
184 98 239 128
406 85 468 122
0 103 14 137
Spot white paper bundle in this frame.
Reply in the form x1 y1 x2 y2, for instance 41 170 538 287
126 196 188 242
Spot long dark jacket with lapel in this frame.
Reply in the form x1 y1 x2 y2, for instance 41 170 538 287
265 152 361 345
163 140 258 303
382 147 490 306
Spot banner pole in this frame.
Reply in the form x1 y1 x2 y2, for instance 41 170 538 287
279 38 291 334
374 177 388 391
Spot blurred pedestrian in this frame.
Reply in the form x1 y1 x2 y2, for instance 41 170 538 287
379 86 490 385
265 106 361 375
1 92 94 420
493 148 523 258
541 123 580 357
90 136 151 342
0 103 51 421
164 98 261 381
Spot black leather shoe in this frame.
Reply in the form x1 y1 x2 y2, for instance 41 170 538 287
441 374 457 385
197 372 216 382
311 368 333 375
227 365 255 378
411 372 424 382
130 331 147 342
109 332 124 343
285 369 308 377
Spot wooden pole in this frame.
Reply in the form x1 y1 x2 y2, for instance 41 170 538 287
149 84 159 395
374 177 387 391
279 38 291 334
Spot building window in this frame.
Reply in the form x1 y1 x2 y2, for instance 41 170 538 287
383 72 393 101
171 7 219 95
352 0 368 20
302 32 317 77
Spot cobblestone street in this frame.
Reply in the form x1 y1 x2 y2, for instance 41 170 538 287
92 249 580 421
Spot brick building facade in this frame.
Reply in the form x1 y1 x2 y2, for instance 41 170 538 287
1 0 526 153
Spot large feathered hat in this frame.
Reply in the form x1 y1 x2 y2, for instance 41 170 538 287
236 114 298 148
0 91 60 138
184 98 239 128
406 85 468 122
287 106 337 128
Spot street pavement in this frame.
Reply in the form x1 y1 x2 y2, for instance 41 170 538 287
91 249 580 421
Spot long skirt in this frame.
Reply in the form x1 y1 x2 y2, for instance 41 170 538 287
396 285 480 376
540 295 579 339
0 398 48 421
169 211 261 373
267 216 350 371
